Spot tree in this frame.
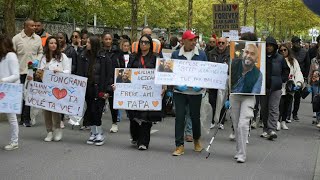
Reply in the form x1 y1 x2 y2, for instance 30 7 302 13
3 0 15 38
131 0 138 41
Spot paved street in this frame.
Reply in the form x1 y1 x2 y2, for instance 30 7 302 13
0 97 319 180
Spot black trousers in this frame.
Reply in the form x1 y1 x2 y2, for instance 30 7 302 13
208 89 218 124
287 91 301 117
253 96 260 121
20 74 31 123
280 94 293 122
130 120 152 148
108 96 118 124
84 85 105 126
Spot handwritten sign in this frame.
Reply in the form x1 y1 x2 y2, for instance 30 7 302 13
213 4 239 31
155 59 228 89
26 71 87 116
113 68 162 111
222 30 239 41
0 83 23 114
240 26 254 34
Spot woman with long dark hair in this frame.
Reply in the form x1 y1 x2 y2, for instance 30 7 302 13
309 47 320 126
0 34 20 150
38 36 71 142
127 34 163 150
101 32 125 133
278 44 304 130
76 35 113 146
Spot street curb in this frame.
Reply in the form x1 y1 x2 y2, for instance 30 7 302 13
314 138 320 180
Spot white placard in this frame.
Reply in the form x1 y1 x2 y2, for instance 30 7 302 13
26 71 87 116
113 68 162 111
240 26 254 34
155 59 228 89
124 54 129 68
0 83 23 114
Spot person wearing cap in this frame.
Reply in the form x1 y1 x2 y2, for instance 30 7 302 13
260 36 289 141
287 36 310 121
171 30 207 156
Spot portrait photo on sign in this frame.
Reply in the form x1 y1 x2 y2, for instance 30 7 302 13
157 59 174 73
229 41 266 95
115 69 132 83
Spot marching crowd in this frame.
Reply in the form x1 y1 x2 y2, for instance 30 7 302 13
0 19 320 164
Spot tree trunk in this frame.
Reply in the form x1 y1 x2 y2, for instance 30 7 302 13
243 0 248 26
30 0 40 21
131 0 138 42
3 0 15 38
187 0 193 30
253 8 257 33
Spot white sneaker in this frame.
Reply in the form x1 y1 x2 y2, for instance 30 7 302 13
317 123 320 128
138 145 147 150
210 123 216 129
229 133 235 141
60 121 65 129
218 124 224 130
237 156 245 163
110 124 118 133
86 133 96 145
260 132 268 138
246 140 249 144
94 134 105 146
313 112 317 118
286 119 292 123
53 129 63 141
251 121 257 129
30 118 36 126
4 142 18 151
44 132 53 142
276 121 281 131
281 121 289 130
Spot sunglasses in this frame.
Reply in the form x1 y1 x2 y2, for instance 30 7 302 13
140 40 150 45
210 41 216 43
279 49 287 52
218 41 225 45
72 35 78 38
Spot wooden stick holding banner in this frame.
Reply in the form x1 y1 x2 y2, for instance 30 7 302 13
154 58 228 90
113 68 162 111
0 83 23 114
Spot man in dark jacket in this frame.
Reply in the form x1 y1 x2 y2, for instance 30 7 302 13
207 37 229 129
288 36 310 121
309 35 320 60
260 36 289 140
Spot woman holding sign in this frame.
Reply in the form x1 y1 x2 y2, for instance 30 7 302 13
38 36 71 142
127 34 163 150
77 35 113 146
0 35 20 150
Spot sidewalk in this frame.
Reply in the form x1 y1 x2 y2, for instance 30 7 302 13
0 98 318 180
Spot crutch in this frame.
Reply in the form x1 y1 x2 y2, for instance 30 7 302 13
205 106 229 159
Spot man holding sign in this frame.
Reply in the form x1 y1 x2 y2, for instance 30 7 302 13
171 30 208 156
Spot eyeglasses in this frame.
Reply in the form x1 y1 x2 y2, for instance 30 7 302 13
218 41 225 45
140 40 150 45
279 49 287 52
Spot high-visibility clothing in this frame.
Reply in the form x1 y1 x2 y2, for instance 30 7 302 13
131 39 161 54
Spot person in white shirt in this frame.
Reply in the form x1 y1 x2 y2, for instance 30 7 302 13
33 36 71 142
0 34 20 150
12 19 43 127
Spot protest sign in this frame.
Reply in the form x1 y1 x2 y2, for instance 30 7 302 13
155 59 228 89
26 71 87 116
114 68 162 111
229 41 266 95
240 26 254 34
124 54 129 68
0 83 23 114
213 4 239 31
222 30 239 41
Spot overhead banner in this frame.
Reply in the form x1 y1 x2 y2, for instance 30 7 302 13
229 41 266 95
0 83 23 114
113 68 162 111
26 71 87 116
154 59 228 90
213 4 239 31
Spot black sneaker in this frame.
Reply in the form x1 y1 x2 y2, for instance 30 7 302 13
23 122 31 127
293 115 300 121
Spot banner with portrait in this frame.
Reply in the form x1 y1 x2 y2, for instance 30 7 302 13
154 58 228 90
229 41 266 95
113 68 162 111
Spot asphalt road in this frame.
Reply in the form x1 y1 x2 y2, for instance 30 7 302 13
0 97 319 180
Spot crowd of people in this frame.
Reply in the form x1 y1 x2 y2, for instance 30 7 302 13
0 19 319 164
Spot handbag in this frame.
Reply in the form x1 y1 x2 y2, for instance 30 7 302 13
301 86 311 99
312 82 320 112
285 79 295 94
